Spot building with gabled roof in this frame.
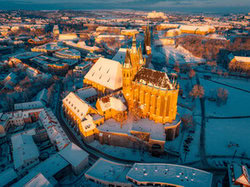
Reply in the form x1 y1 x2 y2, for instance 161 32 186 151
84 57 123 92
39 108 70 151
96 95 127 122
62 92 104 139
228 163 250 187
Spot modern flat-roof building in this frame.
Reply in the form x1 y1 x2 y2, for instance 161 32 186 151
11 133 40 171
126 163 213 187
58 142 89 175
85 158 132 187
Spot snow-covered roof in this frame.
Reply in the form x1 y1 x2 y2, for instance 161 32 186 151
54 48 81 58
58 142 89 168
25 173 53 187
127 163 213 187
12 52 42 60
80 115 96 133
234 56 250 63
14 101 44 111
58 33 78 41
134 68 174 90
85 158 131 185
33 88 48 105
11 134 39 170
179 25 215 32
39 108 70 151
76 88 98 101
13 153 69 187
84 57 123 90
228 163 250 187
112 48 127 63
98 96 127 112
0 168 18 187
63 92 90 121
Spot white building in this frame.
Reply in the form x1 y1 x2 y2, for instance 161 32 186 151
58 142 89 175
147 11 167 19
58 33 78 41
85 158 132 187
13 153 70 187
126 163 213 187
39 108 70 151
24 173 53 187
11 133 40 171
14 101 44 111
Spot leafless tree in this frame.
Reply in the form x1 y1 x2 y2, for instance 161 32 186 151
189 84 204 99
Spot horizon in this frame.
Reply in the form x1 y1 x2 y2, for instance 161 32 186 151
0 0 249 14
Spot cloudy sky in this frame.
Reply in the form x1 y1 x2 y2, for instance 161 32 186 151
1 0 249 13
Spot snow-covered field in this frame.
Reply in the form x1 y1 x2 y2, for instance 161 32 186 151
205 118 250 157
200 78 250 116
181 116 201 163
152 45 205 66
211 77 250 92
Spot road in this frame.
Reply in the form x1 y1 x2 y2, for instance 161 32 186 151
196 74 209 168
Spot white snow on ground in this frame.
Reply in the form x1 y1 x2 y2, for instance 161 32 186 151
180 116 201 163
205 118 250 157
160 45 206 65
200 78 250 116
211 77 250 92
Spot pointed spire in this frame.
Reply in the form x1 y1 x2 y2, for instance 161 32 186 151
132 34 137 50
124 49 132 68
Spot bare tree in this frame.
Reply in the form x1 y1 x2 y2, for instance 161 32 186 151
181 114 194 132
216 88 228 106
189 84 204 99
189 69 196 79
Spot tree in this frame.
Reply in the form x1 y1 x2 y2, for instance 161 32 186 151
216 88 228 106
189 84 204 99
181 114 194 132
189 69 196 79
173 65 180 73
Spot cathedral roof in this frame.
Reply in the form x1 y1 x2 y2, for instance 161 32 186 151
85 57 123 90
133 68 174 90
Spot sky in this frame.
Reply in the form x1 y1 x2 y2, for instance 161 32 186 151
0 0 250 13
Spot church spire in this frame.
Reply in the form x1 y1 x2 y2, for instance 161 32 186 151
124 49 132 68
132 34 137 52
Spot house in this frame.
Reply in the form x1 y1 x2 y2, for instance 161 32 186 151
11 133 40 171
227 163 250 187
58 142 89 175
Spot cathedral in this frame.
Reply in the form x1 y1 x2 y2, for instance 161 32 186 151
63 32 180 153
123 35 179 124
